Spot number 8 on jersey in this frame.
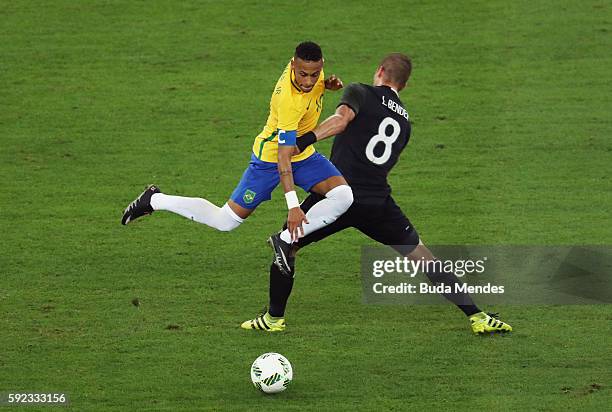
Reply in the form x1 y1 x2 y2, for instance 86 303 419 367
365 117 401 165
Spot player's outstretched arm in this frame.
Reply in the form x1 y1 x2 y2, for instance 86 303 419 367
314 104 355 140
295 105 355 153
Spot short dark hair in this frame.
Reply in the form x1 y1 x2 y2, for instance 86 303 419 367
379 53 412 86
295 41 323 62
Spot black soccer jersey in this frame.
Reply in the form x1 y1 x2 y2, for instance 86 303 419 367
330 83 411 204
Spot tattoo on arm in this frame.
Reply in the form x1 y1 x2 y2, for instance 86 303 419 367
279 169 293 176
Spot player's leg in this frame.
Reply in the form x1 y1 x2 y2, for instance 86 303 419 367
121 156 278 230
277 153 353 244
241 196 354 331
406 241 512 334
357 197 511 333
269 154 352 274
353 197 481 314
123 188 248 231
270 196 353 316
146 192 247 230
405 241 483 317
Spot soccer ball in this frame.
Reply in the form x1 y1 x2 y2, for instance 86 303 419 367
250 352 293 394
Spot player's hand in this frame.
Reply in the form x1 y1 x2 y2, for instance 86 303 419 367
324 75 343 91
287 207 309 242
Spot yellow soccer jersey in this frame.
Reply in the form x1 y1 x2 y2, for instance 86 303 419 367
252 60 325 163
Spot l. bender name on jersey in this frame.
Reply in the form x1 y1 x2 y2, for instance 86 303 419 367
381 95 409 120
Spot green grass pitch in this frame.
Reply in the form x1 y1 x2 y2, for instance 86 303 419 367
1 1 611 410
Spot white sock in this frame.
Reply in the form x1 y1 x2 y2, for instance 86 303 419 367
150 193 243 232
280 185 353 243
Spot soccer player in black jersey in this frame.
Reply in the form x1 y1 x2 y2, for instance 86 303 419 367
243 53 512 334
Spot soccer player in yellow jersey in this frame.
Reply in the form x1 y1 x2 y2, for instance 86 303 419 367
122 42 353 273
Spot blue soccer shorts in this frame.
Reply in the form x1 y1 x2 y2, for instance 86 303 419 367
229 152 342 209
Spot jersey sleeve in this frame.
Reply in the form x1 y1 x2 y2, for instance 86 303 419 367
337 83 367 115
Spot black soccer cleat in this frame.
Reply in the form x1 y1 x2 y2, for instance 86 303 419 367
268 233 294 277
121 185 161 225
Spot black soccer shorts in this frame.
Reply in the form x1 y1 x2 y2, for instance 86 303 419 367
292 193 420 256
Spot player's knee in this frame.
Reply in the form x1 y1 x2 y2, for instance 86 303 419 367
216 203 244 232
343 185 354 208
326 184 353 210
216 220 240 232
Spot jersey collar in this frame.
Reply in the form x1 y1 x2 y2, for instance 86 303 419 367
290 68 303 94
380 84 400 97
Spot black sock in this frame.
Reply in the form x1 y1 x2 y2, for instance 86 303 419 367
268 263 294 317
424 267 481 317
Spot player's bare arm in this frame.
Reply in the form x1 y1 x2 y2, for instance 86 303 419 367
277 145 309 241
294 105 356 154
313 105 355 141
